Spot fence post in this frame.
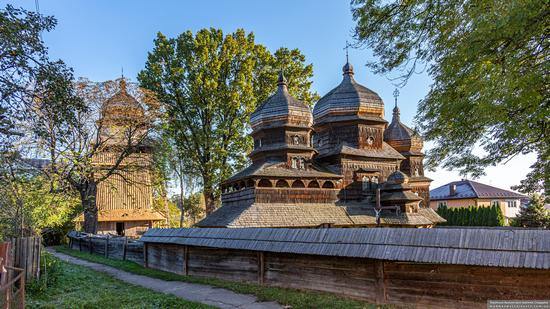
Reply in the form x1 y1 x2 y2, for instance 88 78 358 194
105 237 109 259
79 237 82 252
88 236 93 254
183 245 189 276
122 237 128 261
374 260 387 304
20 270 25 309
143 243 148 268
258 252 265 285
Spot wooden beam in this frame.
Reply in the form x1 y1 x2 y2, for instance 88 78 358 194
257 252 265 285
105 237 109 258
374 260 387 304
183 245 189 276
144 243 148 268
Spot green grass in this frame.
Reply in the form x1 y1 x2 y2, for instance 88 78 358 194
27 253 213 309
54 245 386 309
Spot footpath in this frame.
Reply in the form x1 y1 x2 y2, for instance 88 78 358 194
47 248 282 309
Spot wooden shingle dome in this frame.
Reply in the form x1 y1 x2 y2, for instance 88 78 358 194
250 71 312 132
313 61 385 124
102 79 144 124
383 105 423 153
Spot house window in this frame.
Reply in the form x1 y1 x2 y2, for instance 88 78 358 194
437 201 448 208
491 200 500 207
506 200 518 208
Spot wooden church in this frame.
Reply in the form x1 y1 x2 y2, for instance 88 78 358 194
76 79 164 237
198 61 444 228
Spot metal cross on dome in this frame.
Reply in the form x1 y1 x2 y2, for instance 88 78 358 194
344 40 352 62
393 88 400 107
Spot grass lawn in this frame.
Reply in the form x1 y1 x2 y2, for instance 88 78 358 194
27 254 214 309
54 245 388 309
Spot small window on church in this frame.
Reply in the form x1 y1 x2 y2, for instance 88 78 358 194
367 136 374 145
414 167 419 176
362 176 370 191
291 157 297 169
372 176 379 184
293 135 300 145
299 158 305 169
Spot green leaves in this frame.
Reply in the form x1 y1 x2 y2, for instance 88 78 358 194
138 28 317 213
352 0 549 195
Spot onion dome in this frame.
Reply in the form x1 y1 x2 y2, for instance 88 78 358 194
313 61 385 124
383 105 423 153
250 71 312 131
103 79 144 123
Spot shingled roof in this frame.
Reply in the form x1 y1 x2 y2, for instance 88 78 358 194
313 61 385 122
250 72 312 130
142 227 550 269
224 161 341 183
430 180 527 201
196 202 444 228
317 143 405 160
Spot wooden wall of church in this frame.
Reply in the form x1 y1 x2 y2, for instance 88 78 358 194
144 243 550 309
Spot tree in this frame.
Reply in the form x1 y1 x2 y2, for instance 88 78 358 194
0 5 76 149
351 0 550 197
32 78 160 233
512 194 550 228
138 28 318 214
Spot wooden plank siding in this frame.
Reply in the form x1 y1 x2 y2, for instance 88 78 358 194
143 244 550 308
140 227 550 309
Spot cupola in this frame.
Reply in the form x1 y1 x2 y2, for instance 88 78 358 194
313 61 385 125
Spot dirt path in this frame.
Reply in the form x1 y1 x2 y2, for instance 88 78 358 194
47 248 282 309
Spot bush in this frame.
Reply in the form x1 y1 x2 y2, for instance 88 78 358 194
437 205 505 226
27 252 61 295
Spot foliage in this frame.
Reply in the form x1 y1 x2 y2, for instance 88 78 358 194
29 78 161 233
27 252 62 295
55 246 383 309
27 253 211 309
352 0 550 196
511 194 550 228
138 28 318 214
437 205 505 226
0 154 79 240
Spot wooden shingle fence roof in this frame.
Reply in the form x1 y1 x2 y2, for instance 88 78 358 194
141 227 550 269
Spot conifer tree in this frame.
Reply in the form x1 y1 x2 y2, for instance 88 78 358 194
513 194 550 228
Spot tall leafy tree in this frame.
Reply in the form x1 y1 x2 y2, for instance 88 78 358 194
138 28 318 214
0 5 76 149
352 0 549 197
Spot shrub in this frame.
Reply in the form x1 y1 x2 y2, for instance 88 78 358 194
27 252 61 295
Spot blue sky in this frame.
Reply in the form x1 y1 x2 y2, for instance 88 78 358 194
3 0 534 191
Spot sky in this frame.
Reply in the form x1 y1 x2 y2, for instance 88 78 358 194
3 0 535 192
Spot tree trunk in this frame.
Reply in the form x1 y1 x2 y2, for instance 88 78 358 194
161 184 170 227
202 172 217 215
81 182 98 234
179 173 185 228
203 187 216 215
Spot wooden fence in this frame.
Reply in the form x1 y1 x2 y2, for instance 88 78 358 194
0 242 25 309
141 228 550 309
11 237 41 282
67 232 143 265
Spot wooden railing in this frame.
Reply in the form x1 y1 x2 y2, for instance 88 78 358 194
0 266 25 309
